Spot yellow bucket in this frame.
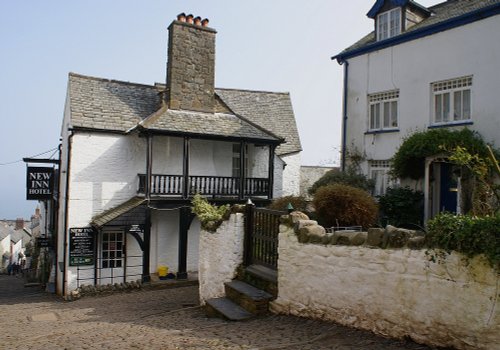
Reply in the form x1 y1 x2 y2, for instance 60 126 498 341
157 265 168 277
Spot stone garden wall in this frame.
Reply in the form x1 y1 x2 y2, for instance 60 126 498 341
198 213 245 304
271 213 500 350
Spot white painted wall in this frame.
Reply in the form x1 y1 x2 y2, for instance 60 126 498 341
57 127 287 294
271 225 499 350
0 235 9 269
345 15 500 176
281 152 301 196
198 213 245 303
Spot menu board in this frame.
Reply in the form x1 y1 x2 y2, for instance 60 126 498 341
69 227 96 266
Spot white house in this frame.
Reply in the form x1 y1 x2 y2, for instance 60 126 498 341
56 14 302 296
333 0 500 220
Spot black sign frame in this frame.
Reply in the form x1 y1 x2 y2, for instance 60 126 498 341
69 227 96 266
26 167 55 200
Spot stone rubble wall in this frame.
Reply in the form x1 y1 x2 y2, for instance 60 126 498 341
271 215 500 350
198 213 245 304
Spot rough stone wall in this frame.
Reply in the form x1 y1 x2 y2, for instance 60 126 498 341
167 20 216 113
198 213 245 304
271 220 500 350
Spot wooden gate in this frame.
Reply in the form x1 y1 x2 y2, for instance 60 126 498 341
244 205 285 270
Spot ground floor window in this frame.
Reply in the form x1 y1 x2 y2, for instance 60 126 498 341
102 230 124 269
369 160 396 196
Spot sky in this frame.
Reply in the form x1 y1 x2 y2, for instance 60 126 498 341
0 0 439 219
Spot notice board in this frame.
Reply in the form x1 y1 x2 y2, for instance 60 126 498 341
69 227 96 266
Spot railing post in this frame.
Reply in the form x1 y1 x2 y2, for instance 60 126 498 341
244 201 255 266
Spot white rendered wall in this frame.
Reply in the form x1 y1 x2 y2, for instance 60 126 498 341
198 213 245 304
0 235 9 268
67 132 146 227
150 210 200 275
281 152 301 196
344 15 500 174
271 225 500 350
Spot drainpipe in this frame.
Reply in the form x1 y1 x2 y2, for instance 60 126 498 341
62 130 74 297
340 60 349 172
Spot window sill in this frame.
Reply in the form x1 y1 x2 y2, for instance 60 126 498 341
365 128 400 135
428 121 473 129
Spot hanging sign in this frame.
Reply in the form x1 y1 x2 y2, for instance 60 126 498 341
26 167 54 200
69 227 96 266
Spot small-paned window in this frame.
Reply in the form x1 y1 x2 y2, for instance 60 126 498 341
102 230 123 269
369 160 397 196
368 90 399 131
432 76 472 124
377 8 401 41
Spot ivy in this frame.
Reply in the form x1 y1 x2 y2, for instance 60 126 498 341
426 212 500 268
391 128 494 179
191 194 230 232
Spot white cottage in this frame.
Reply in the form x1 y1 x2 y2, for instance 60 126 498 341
333 0 500 220
56 15 302 296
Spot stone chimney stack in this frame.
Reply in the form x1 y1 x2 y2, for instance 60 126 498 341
166 13 216 113
15 218 24 230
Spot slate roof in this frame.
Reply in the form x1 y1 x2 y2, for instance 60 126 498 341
336 0 500 59
67 73 299 150
91 197 146 228
68 73 162 132
0 222 13 240
139 106 280 142
215 89 302 155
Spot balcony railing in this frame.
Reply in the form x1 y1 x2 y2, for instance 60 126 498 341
138 174 269 197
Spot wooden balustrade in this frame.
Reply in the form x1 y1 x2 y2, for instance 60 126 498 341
138 174 269 197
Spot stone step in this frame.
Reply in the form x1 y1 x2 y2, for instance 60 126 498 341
205 297 254 321
225 280 273 315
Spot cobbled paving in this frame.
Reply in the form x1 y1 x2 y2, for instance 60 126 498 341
0 275 432 350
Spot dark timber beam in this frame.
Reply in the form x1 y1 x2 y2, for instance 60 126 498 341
177 207 194 280
268 145 276 199
182 137 190 199
142 209 151 283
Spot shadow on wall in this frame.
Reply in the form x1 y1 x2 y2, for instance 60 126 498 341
72 133 146 217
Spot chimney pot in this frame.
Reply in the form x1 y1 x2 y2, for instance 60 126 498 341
177 13 186 22
186 14 194 24
201 18 209 27
194 16 202 26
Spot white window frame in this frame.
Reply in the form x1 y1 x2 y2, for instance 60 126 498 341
368 90 399 131
431 76 472 125
369 160 397 196
377 8 401 41
101 230 124 269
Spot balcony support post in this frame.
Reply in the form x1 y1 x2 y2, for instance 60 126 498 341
146 134 153 199
268 145 276 199
182 137 190 199
239 141 246 200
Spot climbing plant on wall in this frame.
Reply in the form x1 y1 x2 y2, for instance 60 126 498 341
391 128 495 180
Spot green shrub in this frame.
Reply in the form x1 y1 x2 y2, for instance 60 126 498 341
191 194 230 232
313 184 378 229
309 169 375 195
392 128 494 179
426 212 500 268
378 187 424 227
268 195 308 213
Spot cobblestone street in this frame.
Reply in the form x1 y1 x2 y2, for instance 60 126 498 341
0 275 432 350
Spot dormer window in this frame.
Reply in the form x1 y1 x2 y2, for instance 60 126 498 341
377 7 401 41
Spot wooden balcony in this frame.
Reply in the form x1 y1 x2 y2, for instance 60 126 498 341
138 174 269 198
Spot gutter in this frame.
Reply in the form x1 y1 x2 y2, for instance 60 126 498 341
339 60 349 172
332 3 500 62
